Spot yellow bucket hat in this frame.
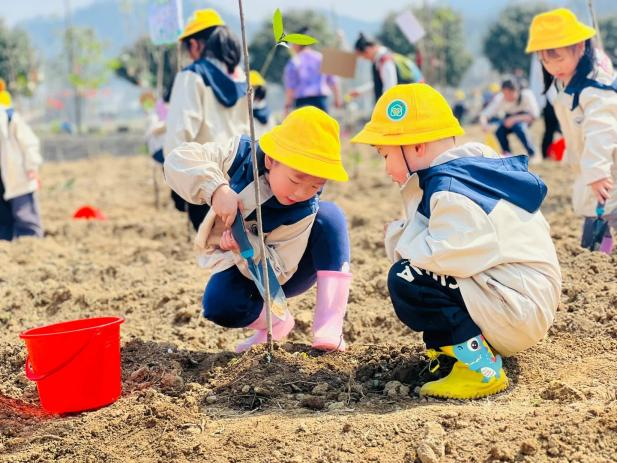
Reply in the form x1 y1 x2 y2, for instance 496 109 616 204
178 9 225 41
351 83 464 146
526 8 596 53
249 70 266 87
259 106 348 182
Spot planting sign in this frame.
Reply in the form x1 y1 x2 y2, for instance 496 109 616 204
148 0 184 45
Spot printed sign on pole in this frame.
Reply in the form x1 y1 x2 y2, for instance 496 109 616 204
148 0 184 45
395 10 426 44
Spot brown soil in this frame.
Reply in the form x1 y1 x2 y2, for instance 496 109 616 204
1 131 616 462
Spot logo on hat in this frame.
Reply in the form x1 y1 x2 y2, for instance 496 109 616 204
386 99 407 121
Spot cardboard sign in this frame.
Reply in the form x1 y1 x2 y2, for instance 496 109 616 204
148 0 184 45
321 48 357 78
395 10 426 44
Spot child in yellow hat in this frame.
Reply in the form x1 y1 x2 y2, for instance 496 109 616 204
249 71 274 137
165 9 249 230
351 83 561 399
0 81 44 240
527 8 617 254
164 106 352 353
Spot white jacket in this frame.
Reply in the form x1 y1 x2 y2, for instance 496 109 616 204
0 109 42 200
385 143 561 356
551 52 617 217
164 135 317 284
480 88 540 120
164 58 250 156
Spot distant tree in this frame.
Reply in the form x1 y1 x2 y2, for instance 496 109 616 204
61 26 114 132
248 9 335 83
378 7 472 87
483 4 547 77
600 16 617 64
114 37 177 95
0 20 39 96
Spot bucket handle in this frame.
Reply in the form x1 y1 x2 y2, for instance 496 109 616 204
24 330 100 382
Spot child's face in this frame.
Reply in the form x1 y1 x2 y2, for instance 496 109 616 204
502 88 518 102
376 145 426 185
539 44 584 84
265 157 326 205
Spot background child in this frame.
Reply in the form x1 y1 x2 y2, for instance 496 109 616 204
164 8 249 231
527 8 617 254
351 84 561 399
0 81 43 241
479 77 540 162
249 70 274 138
164 106 352 353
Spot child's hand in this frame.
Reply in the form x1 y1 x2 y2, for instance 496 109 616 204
589 177 613 204
27 170 41 189
212 184 243 227
219 229 239 252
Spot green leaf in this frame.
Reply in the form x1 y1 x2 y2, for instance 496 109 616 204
283 33 318 46
272 9 284 42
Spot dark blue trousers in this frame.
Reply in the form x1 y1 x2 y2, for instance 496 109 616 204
387 259 480 348
495 121 536 156
203 202 350 328
0 175 43 241
294 95 329 113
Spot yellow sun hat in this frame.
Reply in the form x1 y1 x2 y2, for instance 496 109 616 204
259 106 348 182
178 9 225 41
351 83 464 146
526 8 596 53
249 70 266 87
0 79 12 108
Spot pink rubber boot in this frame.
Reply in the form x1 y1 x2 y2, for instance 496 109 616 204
312 270 352 352
235 306 295 353
600 236 614 254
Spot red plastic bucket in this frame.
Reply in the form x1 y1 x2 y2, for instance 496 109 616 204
20 317 124 414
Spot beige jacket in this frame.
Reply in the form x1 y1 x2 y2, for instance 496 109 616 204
551 53 617 217
163 60 250 155
164 136 316 284
385 143 561 356
0 110 42 200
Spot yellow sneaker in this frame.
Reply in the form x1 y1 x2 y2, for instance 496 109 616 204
420 335 509 399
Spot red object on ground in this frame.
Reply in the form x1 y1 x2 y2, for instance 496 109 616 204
20 317 125 414
72 205 106 220
547 137 565 161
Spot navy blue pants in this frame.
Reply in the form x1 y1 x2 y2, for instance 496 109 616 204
495 121 536 156
387 260 480 348
0 175 43 241
294 96 329 113
203 202 350 328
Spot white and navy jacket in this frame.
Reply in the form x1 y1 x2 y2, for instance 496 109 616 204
164 58 250 156
385 143 561 356
550 51 617 217
0 108 42 200
164 135 318 284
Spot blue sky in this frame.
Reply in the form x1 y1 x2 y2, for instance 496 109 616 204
4 0 425 25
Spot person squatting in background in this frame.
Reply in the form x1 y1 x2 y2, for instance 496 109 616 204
164 107 353 353
479 78 540 162
0 80 43 241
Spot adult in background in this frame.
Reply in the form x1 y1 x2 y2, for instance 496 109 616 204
283 28 342 114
